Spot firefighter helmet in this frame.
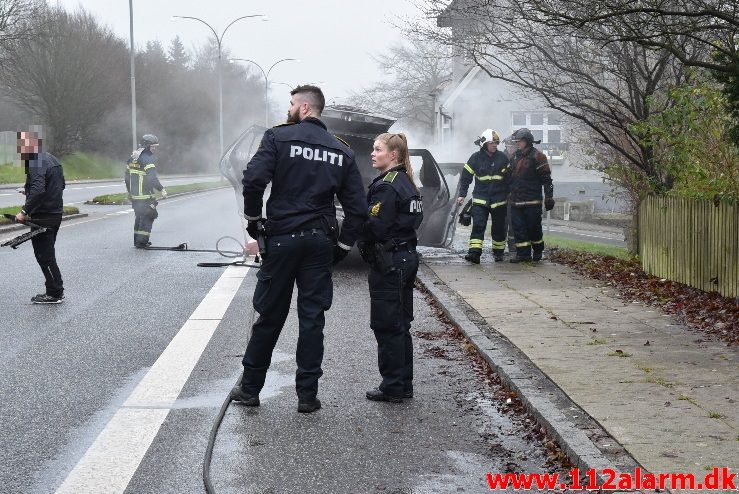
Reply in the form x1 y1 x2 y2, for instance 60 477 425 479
511 128 535 144
141 134 159 147
474 129 500 147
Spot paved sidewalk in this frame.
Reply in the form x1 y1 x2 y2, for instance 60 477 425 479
422 252 738 481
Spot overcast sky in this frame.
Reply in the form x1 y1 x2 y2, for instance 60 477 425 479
54 0 423 101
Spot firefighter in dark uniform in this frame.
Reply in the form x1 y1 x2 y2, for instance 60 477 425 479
230 85 367 413
508 128 555 262
359 133 423 403
456 129 510 263
124 134 167 248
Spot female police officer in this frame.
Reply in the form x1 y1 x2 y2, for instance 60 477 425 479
359 133 423 403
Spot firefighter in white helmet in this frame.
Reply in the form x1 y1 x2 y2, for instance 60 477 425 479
457 129 511 263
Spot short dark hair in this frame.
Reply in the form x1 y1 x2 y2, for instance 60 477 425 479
291 85 325 114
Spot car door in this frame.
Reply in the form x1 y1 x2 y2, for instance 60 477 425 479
408 149 460 248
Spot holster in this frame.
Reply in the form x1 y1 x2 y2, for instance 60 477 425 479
358 241 395 274
372 243 395 275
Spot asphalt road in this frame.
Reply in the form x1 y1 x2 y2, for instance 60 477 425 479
0 175 222 209
0 188 563 493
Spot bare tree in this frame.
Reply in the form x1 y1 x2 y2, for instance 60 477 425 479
527 0 738 77
1 6 129 155
525 0 739 143
0 0 45 69
348 38 452 131
413 0 705 194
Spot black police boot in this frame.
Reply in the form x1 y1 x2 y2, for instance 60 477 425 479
366 388 403 403
297 398 321 413
229 386 260 406
509 256 532 264
464 251 481 264
532 252 543 262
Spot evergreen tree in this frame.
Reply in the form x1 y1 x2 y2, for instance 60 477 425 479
168 36 189 68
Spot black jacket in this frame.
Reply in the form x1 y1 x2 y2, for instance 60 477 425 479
362 166 423 244
242 117 367 248
23 152 65 218
125 148 163 199
458 149 510 208
509 146 553 204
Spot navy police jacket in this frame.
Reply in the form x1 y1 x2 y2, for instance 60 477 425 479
362 166 423 244
509 145 553 204
458 149 510 209
242 117 367 248
125 148 163 200
23 152 65 218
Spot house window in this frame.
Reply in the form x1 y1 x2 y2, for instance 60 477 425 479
510 111 566 164
510 111 563 144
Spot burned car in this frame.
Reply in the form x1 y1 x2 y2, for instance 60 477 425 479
219 106 459 247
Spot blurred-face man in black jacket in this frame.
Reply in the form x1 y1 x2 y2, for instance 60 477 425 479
15 130 66 304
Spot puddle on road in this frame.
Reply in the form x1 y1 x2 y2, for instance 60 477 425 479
172 351 295 409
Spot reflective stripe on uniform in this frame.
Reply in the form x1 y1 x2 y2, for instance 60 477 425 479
476 174 504 182
144 164 156 171
531 239 544 245
492 240 507 248
490 200 507 209
463 163 474 175
512 200 542 207
472 198 487 205
134 230 150 236
468 239 483 247
516 241 531 247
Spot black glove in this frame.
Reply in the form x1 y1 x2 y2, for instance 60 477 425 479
246 219 264 239
544 198 555 211
332 245 350 266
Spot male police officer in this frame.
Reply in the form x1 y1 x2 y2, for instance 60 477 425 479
125 134 167 248
508 128 554 262
231 85 367 413
457 129 510 263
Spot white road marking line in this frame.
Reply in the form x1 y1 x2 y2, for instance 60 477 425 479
55 265 248 493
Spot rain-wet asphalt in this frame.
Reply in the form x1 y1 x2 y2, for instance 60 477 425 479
0 188 566 493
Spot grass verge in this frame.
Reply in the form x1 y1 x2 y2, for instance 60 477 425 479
89 182 225 205
544 233 631 259
0 205 80 225
0 152 121 184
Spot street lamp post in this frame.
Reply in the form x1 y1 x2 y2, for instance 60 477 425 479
128 0 137 151
171 14 265 156
229 58 299 127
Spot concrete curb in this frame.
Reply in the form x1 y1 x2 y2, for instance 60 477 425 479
0 213 89 234
417 264 647 490
84 185 231 205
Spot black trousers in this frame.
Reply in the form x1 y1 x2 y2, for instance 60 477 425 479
241 230 333 401
369 248 419 398
469 204 507 255
132 199 158 247
510 205 544 258
30 216 63 298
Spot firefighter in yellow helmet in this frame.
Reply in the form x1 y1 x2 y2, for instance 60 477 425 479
456 129 511 263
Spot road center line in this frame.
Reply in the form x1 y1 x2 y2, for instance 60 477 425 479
55 265 249 493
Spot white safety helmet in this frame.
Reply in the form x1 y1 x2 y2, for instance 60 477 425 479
475 129 501 147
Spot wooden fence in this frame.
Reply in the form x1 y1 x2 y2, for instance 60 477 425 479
639 196 738 298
